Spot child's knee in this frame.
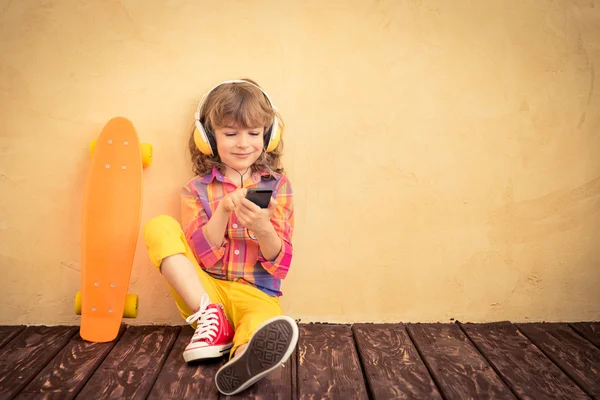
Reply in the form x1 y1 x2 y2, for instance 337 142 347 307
143 215 182 247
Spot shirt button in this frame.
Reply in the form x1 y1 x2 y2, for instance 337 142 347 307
232 223 238 229
234 250 240 255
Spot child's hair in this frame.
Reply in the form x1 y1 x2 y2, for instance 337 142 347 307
188 78 285 177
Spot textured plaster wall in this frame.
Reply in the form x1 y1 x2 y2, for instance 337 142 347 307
1 0 599 325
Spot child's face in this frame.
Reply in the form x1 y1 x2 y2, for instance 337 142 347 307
214 125 265 171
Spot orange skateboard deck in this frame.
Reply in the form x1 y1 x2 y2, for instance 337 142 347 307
79 117 148 342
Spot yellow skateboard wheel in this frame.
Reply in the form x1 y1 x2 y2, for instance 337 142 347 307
141 143 153 167
75 291 82 315
124 294 139 318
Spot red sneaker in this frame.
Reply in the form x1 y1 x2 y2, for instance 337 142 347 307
183 294 234 362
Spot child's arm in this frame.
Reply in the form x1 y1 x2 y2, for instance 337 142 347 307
234 177 294 279
258 178 294 279
201 203 230 250
254 219 282 261
181 183 246 268
181 185 224 268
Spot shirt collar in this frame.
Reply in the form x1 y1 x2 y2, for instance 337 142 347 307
199 167 221 184
200 167 274 185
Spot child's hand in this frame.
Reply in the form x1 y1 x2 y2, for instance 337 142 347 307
234 196 278 236
220 188 248 213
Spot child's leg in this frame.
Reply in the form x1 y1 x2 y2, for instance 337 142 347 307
160 254 208 313
214 283 298 395
229 296 284 358
143 215 225 317
143 215 235 362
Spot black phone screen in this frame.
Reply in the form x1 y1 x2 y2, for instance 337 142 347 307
246 188 273 208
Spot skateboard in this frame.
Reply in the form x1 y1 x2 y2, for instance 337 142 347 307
75 117 152 342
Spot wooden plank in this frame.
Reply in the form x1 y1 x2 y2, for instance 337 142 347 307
150 325 296 400
290 344 298 400
0 326 25 350
570 322 600 348
297 324 368 399
406 323 515 400
290 346 298 400
147 326 226 400
461 322 588 400
0 326 78 399
352 323 442 399
75 325 180 399
222 347 296 400
15 326 127 400
518 323 600 398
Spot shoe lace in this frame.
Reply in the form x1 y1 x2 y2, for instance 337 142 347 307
185 294 220 342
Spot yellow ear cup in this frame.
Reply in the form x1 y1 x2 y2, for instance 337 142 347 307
265 118 281 152
194 126 213 156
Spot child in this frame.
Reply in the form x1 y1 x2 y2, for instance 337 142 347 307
143 79 298 396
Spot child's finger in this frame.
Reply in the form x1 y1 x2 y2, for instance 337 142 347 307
268 197 278 210
231 193 242 206
234 208 246 222
241 198 260 211
236 203 253 219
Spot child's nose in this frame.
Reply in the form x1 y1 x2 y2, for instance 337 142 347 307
237 134 249 147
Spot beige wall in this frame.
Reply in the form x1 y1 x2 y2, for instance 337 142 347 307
1 0 599 326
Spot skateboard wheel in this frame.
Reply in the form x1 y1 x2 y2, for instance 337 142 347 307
89 140 97 159
75 291 82 315
123 294 139 318
141 143 153 167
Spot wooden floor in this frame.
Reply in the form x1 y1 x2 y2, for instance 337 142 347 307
0 322 598 399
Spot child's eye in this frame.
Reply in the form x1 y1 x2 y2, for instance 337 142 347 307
249 132 260 136
225 133 236 137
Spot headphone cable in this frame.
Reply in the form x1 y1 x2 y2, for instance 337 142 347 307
221 163 257 240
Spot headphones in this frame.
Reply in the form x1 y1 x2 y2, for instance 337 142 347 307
193 79 281 156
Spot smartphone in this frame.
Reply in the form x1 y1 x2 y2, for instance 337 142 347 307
246 188 273 208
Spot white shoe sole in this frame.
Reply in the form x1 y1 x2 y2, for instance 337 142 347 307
183 342 233 362
214 316 298 395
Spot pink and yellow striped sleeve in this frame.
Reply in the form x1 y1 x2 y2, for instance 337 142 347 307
181 183 225 268
258 176 294 279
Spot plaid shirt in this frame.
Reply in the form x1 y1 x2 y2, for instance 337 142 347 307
181 167 294 296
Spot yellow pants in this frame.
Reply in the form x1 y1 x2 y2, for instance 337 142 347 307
143 215 283 357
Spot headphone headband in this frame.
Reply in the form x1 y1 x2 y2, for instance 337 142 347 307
194 79 278 122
